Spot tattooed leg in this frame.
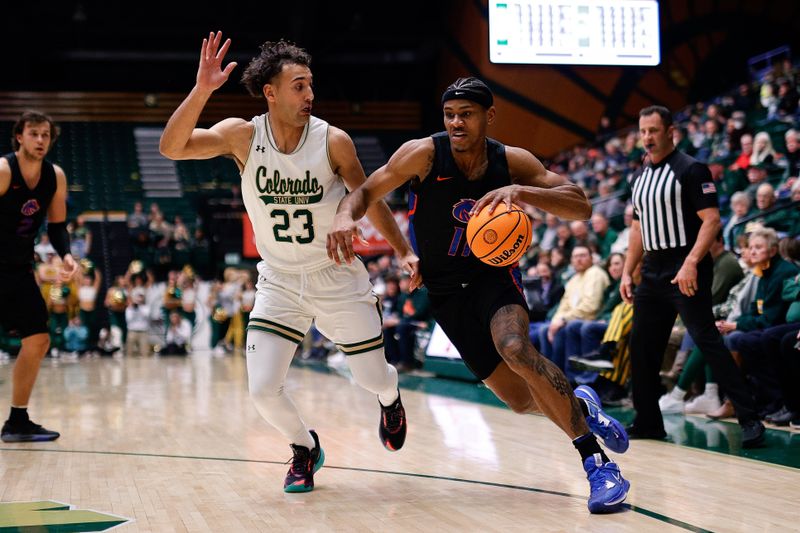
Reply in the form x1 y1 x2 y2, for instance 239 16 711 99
490 304 589 438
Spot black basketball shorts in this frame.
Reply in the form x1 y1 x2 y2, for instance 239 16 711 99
428 269 528 381
0 265 49 339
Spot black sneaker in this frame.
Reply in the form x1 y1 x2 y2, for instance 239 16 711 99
379 391 407 452
283 430 324 493
765 406 793 426
1 419 60 442
741 420 765 449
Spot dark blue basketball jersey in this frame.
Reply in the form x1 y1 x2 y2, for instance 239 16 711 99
0 152 57 266
409 132 521 295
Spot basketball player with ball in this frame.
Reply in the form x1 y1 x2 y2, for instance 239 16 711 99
328 77 631 514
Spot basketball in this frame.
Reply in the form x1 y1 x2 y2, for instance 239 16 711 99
466 202 532 267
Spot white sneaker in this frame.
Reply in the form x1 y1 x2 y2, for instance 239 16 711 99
685 390 722 415
659 392 685 414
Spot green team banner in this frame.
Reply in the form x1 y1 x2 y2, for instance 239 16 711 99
0 500 129 532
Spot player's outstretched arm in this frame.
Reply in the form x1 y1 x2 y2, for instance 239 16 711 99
160 31 245 162
471 146 591 221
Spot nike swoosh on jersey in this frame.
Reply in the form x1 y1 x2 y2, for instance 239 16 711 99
436 176 454 182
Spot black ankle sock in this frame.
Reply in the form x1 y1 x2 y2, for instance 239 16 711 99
578 397 590 417
573 433 609 463
9 407 29 424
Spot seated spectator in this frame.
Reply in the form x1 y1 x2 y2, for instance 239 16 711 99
129 201 151 257
610 204 634 255
731 229 799 415
723 192 752 251
752 183 795 234
776 78 799 119
569 220 598 255
673 125 695 157
524 261 565 324
733 82 756 112
718 227 798 367
550 246 570 283
63 316 89 357
744 162 769 199
172 215 191 251
554 223 574 257
538 246 609 373
162 311 192 355
593 180 625 225
726 110 751 153
563 252 624 381
730 133 753 171
782 129 799 180
750 131 777 168
590 213 617 258
128 201 148 232
538 213 560 251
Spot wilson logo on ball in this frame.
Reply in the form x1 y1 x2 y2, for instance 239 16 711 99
466 202 531 267
487 233 526 265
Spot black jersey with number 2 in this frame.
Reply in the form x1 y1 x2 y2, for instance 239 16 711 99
0 152 57 266
409 132 516 295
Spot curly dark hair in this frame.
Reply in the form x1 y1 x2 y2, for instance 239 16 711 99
241 40 312 98
12 110 59 151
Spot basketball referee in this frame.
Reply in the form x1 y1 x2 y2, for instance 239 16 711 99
621 106 765 448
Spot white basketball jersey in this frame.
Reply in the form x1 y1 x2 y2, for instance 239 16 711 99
240 114 346 272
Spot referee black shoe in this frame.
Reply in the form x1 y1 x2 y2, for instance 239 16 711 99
741 420 765 449
379 391 407 451
1 419 60 442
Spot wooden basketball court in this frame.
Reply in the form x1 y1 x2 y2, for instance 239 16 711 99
0 353 798 532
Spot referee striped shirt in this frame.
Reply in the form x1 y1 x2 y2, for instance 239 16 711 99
630 150 719 252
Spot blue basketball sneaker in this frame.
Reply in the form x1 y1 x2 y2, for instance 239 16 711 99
584 453 630 514
575 385 629 454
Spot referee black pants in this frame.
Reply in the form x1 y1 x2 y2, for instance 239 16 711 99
630 252 758 431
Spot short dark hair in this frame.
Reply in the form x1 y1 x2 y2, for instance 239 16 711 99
639 105 673 128
241 40 312 98
12 110 58 151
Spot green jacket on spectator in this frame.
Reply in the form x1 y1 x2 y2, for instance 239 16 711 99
736 256 800 331
783 273 800 324
712 250 744 306
598 279 622 322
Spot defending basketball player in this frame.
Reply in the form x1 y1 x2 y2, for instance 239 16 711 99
327 77 631 513
160 32 419 493
1 110 77 442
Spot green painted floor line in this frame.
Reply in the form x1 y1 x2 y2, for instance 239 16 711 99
0 447 706 531
295 360 800 469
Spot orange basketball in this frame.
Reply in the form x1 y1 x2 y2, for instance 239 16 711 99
466 202 532 267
